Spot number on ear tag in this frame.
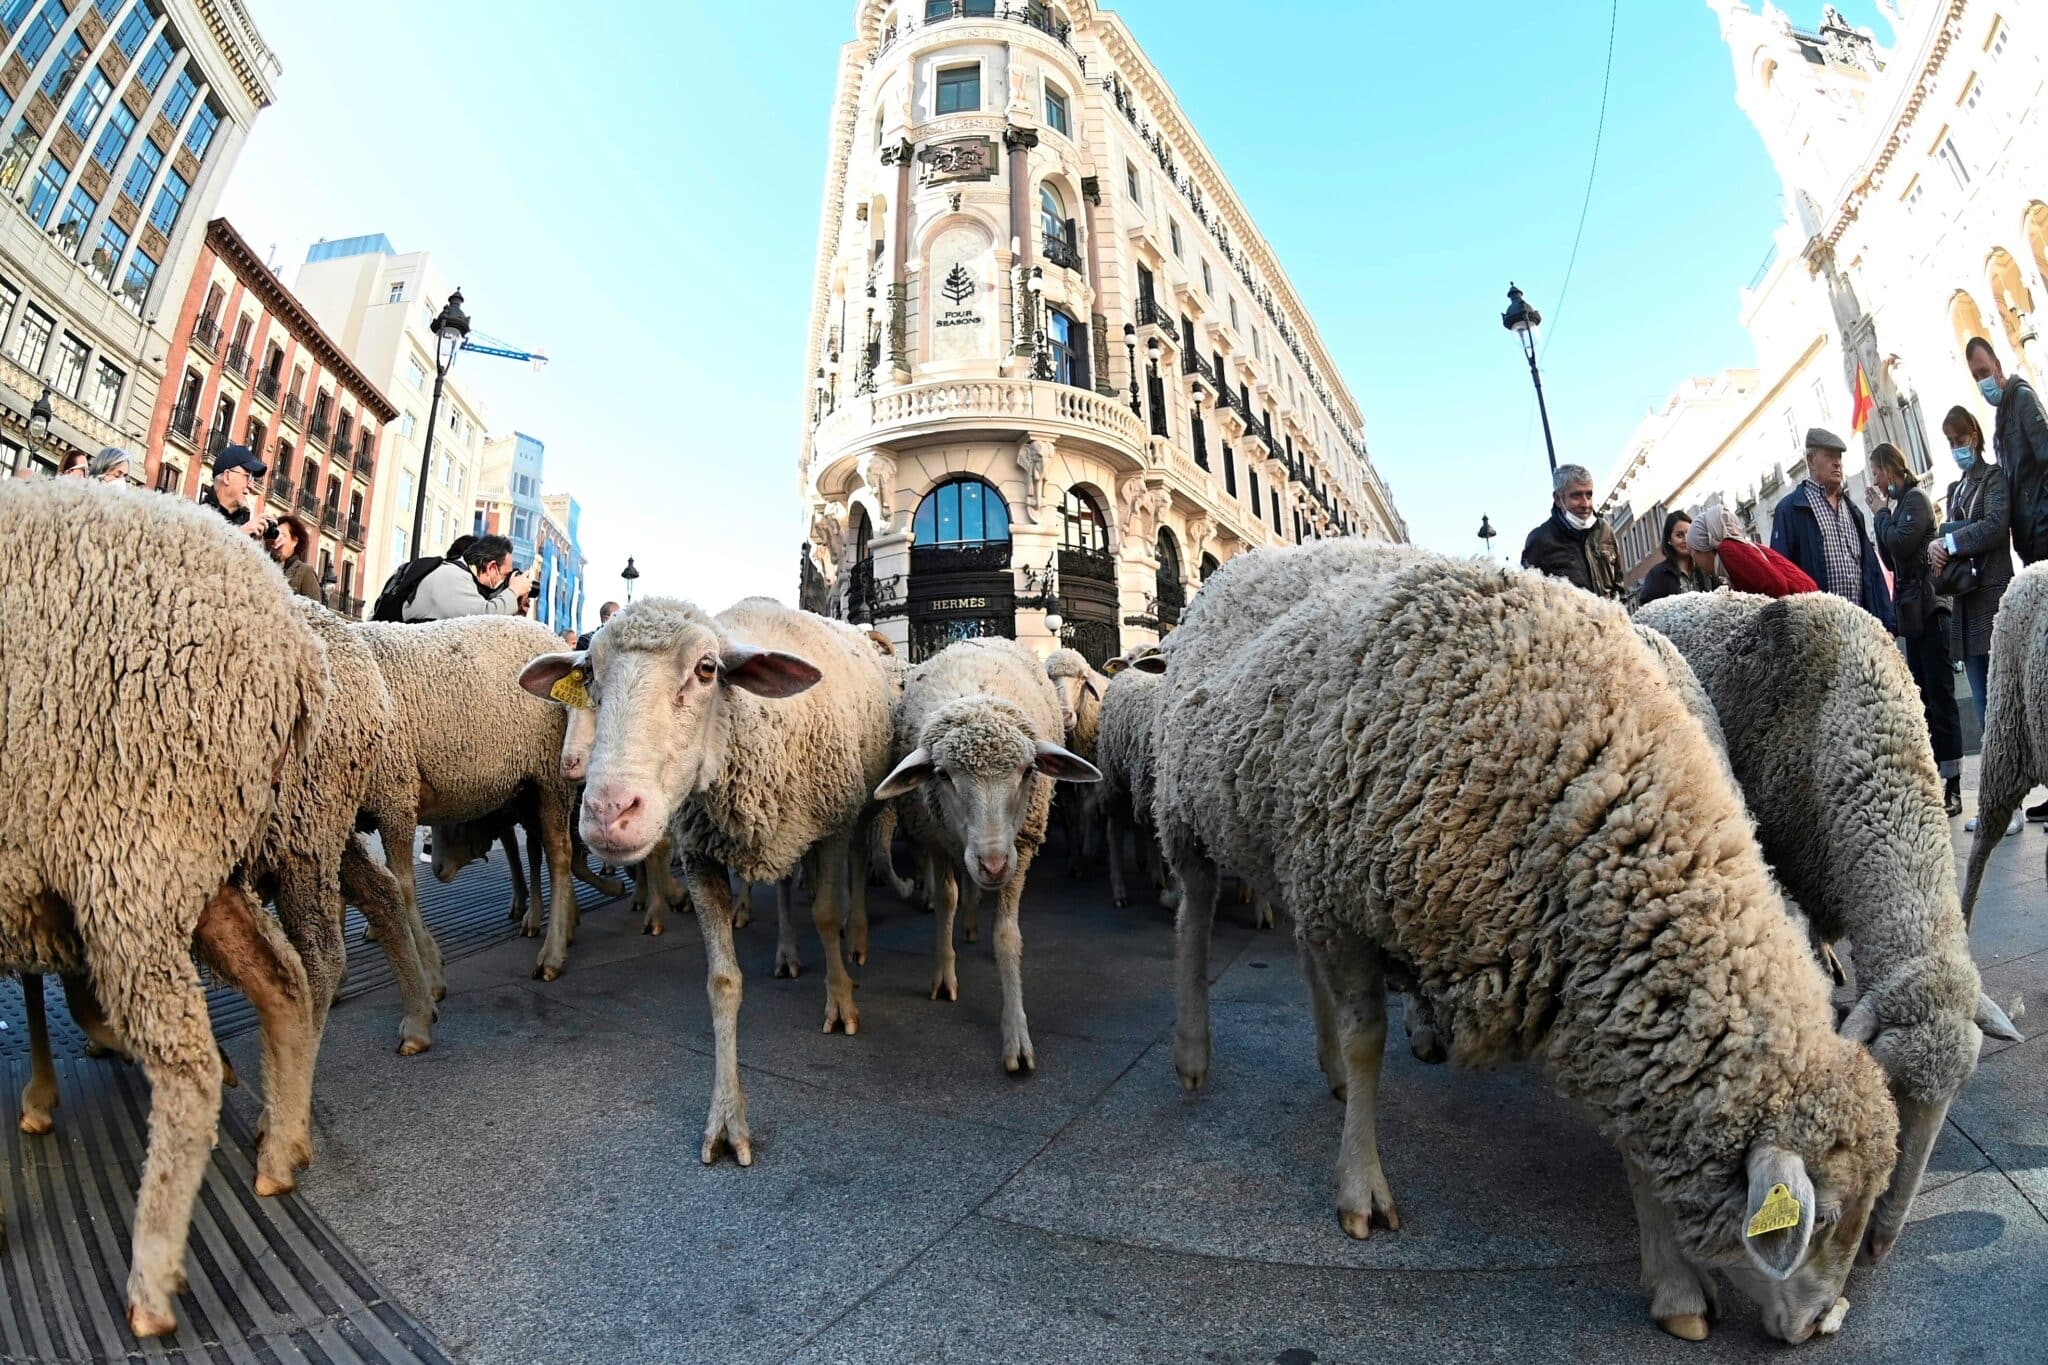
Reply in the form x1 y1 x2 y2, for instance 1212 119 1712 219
549 672 593 710
1746 1183 1803 1238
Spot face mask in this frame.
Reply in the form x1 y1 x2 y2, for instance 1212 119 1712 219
1563 510 1597 532
1980 377 2005 406
1953 446 1976 471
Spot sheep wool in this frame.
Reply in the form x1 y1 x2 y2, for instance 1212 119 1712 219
1961 561 2048 921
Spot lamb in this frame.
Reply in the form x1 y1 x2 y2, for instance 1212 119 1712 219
1638 589 2019 1263
1044 648 1110 877
1152 542 1898 1344
875 638 1099 1071
0 481 329 1337
355 615 585 985
519 596 897 1166
1961 561 2048 925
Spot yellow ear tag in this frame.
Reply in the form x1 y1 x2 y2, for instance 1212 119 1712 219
549 672 593 710
1746 1183 1803 1238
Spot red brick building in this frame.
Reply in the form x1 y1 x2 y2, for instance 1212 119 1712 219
144 218 396 615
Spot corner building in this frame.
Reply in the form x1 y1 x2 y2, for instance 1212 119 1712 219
801 0 1405 666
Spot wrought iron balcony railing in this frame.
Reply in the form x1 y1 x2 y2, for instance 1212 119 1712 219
190 316 221 355
223 342 252 379
1041 230 1082 273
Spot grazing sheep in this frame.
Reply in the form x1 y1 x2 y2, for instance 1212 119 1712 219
1045 648 1110 877
1962 561 2048 925
1154 543 1898 1344
875 639 1100 1072
520 597 896 1166
1638 589 2019 1264
0 481 329 1337
356 615 584 984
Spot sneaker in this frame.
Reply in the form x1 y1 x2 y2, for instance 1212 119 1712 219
2027 799 2048 823
1974 811 2027 835
1945 777 1964 818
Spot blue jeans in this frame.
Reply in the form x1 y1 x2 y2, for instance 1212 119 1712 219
1966 653 1991 727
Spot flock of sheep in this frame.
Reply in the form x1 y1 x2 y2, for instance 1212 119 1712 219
0 478 2036 1348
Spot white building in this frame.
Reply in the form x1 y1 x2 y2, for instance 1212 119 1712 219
0 0 277 476
291 233 491 588
1602 1 2046 572
801 0 1404 666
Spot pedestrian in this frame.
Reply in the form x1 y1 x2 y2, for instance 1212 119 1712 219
1868 442 1964 815
559 627 579 649
1520 463 1623 598
1684 505 1816 597
1769 428 1895 632
86 447 133 484
58 451 89 479
1637 510 1719 605
1965 336 2048 565
199 443 270 543
267 512 325 605
402 532 529 621
575 599 620 651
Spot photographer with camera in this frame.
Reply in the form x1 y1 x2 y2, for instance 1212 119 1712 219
402 532 530 621
200 444 269 541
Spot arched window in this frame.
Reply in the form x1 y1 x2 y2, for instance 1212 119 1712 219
1951 291 1992 368
1040 184 1066 246
850 502 873 561
1199 552 1221 582
914 475 1010 547
1988 248 2035 364
1060 487 1108 553
1156 527 1184 628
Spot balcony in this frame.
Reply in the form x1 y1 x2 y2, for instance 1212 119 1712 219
281 393 305 427
190 316 221 356
204 427 231 458
1041 230 1082 274
308 413 331 446
870 2 1075 63
297 482 319 514
345 516 365 547
271 471 296 505
167 400 200 445
354 447 375 481
809 377 1149 488
1133 296 1172 333
223 343 253 380
1181 348 1217 388
255 371 280 405
320 504 340 533
334 418 355 454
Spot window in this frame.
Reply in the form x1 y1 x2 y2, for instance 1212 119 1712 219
91 217 128 286
1039 183 1068 249
1938 135 1971 189
122 134 163 202
1169 220 1183 258
27 156 64 227
1903 177 1923 213
92 101 136 170
52 332 88 397
138 33 173 90
93 0 121 18
400 410 417 438
0 278 17 343
1048 307 1086 387
1811 378 1831 419
0 0 36 31
64 69 112 139
1060 488 1109 552
1045 84 1069 137
13 2 61 68
149 167 187 234
405 354 427 390
39 34 84 99
914 475 1011 546
1989 21 2009 59
387 280 405 303
114 3 151 57
1228 295 1239 330
1200 260 1213 296
161 70 196 126
120 247 155 312
1125 160 1141 204
1963 79 1983 112
935 64 979 115
183 101 218 159
926 0 994 14
392 527 410 569
56 185 96 249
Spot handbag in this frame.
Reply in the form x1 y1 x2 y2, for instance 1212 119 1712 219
1936 473 1986 596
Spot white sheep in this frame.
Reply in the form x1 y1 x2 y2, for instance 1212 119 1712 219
1152 542 1898 1344
1094 650 1176 911
1961 561 2048 925
1637 588 2021 1264
519 596 896 1166
875 639 1100 1072
1044 648 1110 877
0 481 329 1337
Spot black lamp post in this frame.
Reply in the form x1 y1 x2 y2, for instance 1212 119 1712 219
1027 267 1051 380
1123 322 1140 414
1501 284 1558 474
621 556 640 604
1478 514 1496 558
407 288 472 562
26 384 53 467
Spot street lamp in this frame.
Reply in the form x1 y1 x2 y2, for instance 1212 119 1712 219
1123 323 1140 414
1478 514 1496 559
621 555 640 603
26 384 53 465
408 288 472 563
1501 283 1558 474
1027 267 1050 380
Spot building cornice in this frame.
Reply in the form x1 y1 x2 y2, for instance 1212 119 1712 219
1667 334 1830 508
205 218 398 422
800 43 867 484
1819 0 1966 253
195 0 281 109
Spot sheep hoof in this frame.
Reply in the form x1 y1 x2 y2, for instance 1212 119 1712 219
1339 1210 1374 1240
18 1110 53 1136
1859 1230 1896 1267
643 918 664 936
1003 1043 1035 1074
774 956 801 979
1409 1029 1448 1066
1112 895 1130 909
519 922 540 939
534 961 562 983
701 1129 753 1167
127 1301 178 1339
254 1171 295 1198
823 992 859 1035
398 1036 431 1057
931 973 958 1002
1657 1314 1710 1343
962 927 979 944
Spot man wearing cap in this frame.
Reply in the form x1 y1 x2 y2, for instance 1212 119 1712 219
201 443 269 541
1769 427 1895 631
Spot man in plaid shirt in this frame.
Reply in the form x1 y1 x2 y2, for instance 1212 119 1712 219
1770 427 1896 633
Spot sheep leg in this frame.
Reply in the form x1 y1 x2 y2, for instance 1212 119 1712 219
1252 889 1275 931
1863 1093 1950 1267
270 854 345 1044
60 972 123 1057
1315 931 1399 1239
731 872 753 930
195 884 315 1197
683 858 751 1167
773 876 802 977
19 973 57 1135
1171 849 1222 1090
341 835 435 1055
993 867 1033 1074
812 834 860 1035
506 823 535 930
377 817 445 1000
959 868 981 944
1062 787 1088 878
876 809 917 903
569 824 629 898
1625 1154 1718 1340
1299 932 1346 1099
531 792 580 982
847 816 872 967
526 820 553 936
930 860 960 1002
1106 802 1131 908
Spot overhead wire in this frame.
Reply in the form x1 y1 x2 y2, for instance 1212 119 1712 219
1540 0 1620 366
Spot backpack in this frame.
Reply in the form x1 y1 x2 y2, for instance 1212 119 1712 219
371 556 446 623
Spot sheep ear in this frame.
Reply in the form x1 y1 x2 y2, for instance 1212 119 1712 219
520 651 582 701
1741 1146 1817 1282
1103 656 1128 676
1130 653 1167 675
1081 676 1103 701
1033 740 1102 783
1977 991 2023 1043
721 646 822 698
875 747 934 799
1839 996 1880 1044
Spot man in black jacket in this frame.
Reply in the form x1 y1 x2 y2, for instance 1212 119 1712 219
1521 463 1623 598
1967 336 2048 564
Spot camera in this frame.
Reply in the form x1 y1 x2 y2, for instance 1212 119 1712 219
261 519 280 543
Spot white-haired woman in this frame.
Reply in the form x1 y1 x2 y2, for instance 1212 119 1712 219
1684 506 1817 597
86 447 133 484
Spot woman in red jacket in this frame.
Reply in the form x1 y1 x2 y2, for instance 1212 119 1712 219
1685 505 1817 597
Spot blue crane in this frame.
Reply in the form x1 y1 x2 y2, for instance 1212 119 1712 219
459 329 549 370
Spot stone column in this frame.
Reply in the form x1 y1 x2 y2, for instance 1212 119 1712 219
868 526 913 657
1081 175 1115 395
887 146 914 381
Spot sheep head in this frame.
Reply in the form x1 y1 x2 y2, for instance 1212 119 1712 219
429 815 500 884
518 599 821 866
1044 648 1105 740
876 696 1099 889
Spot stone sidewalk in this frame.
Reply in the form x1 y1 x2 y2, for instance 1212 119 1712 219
221 783 2048 1365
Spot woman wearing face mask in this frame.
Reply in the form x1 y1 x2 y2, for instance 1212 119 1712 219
1931 406 2018 832
1868 442 1964 814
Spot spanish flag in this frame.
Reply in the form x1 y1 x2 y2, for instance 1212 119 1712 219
1851 361 1876 434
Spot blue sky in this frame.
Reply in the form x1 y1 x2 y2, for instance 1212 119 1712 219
218 0 1896 613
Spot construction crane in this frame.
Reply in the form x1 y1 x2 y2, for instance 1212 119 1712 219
461 329 549 371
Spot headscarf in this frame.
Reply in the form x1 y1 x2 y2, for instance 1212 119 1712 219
1686 505 1743 553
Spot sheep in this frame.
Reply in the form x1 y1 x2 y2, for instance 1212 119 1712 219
0 480 329 1337
875 638 1100 1072
355 615 585 985
1094 650 1176 912
1962 561 2048 925
1637 588 2020 1264
519 596 897 1166
1152 542 1899 1344
1044 648 1110 877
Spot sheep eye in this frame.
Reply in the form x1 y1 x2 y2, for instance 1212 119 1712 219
695 657 718 683
935 769 952 785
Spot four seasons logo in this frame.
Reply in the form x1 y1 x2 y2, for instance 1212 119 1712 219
942 264 976 305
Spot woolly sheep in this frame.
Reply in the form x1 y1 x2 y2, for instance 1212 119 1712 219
0 481 329 1337
1094 651 1175 911
1639 589 2020 1263
356 615 585 987
875 638 1099 1071
1153 543 1898 1344
1962 561 2048 925
519 596 896 1166
1045 648 1111 877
